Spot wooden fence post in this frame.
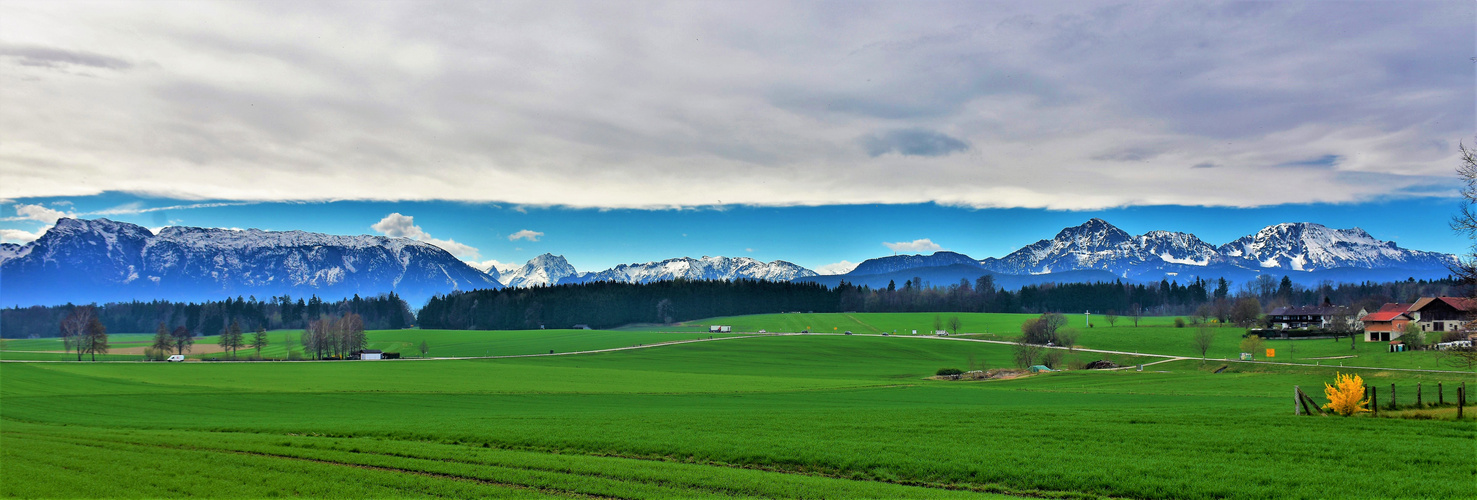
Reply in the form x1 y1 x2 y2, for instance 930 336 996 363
1294 386 1303 415
1371 386 1377 415
1390 384 1397 410
1460 383 1466 420
1300 389 1326 416
1417 383 1422 407
1439 382 1444 406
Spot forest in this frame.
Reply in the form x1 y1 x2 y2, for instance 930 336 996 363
415 275 1459 330
1 293 413 338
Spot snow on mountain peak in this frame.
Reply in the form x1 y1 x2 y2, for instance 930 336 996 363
506 255 817 287
1 218 499 308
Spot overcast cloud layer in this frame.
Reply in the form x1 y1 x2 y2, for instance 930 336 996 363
1 1 1470 209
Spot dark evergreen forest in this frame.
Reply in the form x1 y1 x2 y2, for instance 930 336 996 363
416 276 1457 330
4 276 1454 336
2 293 413 338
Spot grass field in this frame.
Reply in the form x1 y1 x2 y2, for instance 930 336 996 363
3 321 1474 499
0 329 748 361
665 312 1457 370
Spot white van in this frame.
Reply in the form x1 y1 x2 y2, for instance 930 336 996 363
167 355 185 362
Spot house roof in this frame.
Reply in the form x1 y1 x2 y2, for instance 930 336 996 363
360 349 383 354
1377 302 1415 313
1409 297 1477 313
1267 305 1348 316
1360 310 1409 322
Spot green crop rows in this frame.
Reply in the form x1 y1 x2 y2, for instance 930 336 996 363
3 314 1473 499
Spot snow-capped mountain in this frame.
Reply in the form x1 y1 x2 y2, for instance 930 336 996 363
0 218 501 308
847 251 983 276
1217 223 1453 271
807 219 1456 288
982 219 1144 275
977 219 1454 282
565 256 817 285
500 253 581 288
497 254 818 287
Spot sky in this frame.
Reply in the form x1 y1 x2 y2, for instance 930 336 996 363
0 1 1472 274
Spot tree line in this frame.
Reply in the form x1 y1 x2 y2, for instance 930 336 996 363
418 279 841 330
2 293 413 339
417 276 1457 330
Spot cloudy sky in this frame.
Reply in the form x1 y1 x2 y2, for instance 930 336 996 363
0 1 1471 272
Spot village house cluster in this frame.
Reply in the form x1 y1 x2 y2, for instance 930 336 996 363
1359 297 1474 344
1263 296 1474 348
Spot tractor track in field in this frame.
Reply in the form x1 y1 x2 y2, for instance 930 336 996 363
3 428 624 500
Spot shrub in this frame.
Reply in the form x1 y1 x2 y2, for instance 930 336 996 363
1322 372 1370 416
936 368 964 376
142 347 168 361
1041 349 1064 369
1173 318 1186 328
287 350 304 361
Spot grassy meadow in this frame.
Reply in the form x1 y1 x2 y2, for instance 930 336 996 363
2 313 1474 499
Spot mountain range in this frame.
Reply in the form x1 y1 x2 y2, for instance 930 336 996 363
798 218 1456 289
0 217 1457 308
0 218 499 309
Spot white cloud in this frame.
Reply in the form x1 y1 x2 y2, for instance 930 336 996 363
745 248 754 253
371 213 480 259
884 239 942 254
0 3 1467 209
371 213 429 239
13 203 71 224
814 260 859 275
0 227 46 244
508 229 543 242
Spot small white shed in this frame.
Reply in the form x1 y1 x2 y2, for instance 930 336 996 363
359 349 383 360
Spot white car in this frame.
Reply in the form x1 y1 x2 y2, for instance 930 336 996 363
167 355 185 362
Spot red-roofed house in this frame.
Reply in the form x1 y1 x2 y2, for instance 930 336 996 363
1360 303 1413 342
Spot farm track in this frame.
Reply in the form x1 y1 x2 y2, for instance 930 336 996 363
872 334 1477 374
5 330 1471 374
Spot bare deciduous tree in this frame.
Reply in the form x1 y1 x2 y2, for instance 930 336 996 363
59 306 95 362
1193 324 1215 359
1012 337 1042 369
1055 328 1079 352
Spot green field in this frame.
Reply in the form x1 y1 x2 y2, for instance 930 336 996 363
3 314 1474 498
669 312 1456 370
1 329 747 361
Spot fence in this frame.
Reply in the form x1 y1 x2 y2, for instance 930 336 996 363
1295 382 1467 418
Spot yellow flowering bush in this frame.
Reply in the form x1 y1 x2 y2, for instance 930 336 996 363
1322 372 1369 416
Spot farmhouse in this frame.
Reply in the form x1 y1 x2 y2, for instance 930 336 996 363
1265 305 1356 330
1360 303 1414 342
1406 297 1475 334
